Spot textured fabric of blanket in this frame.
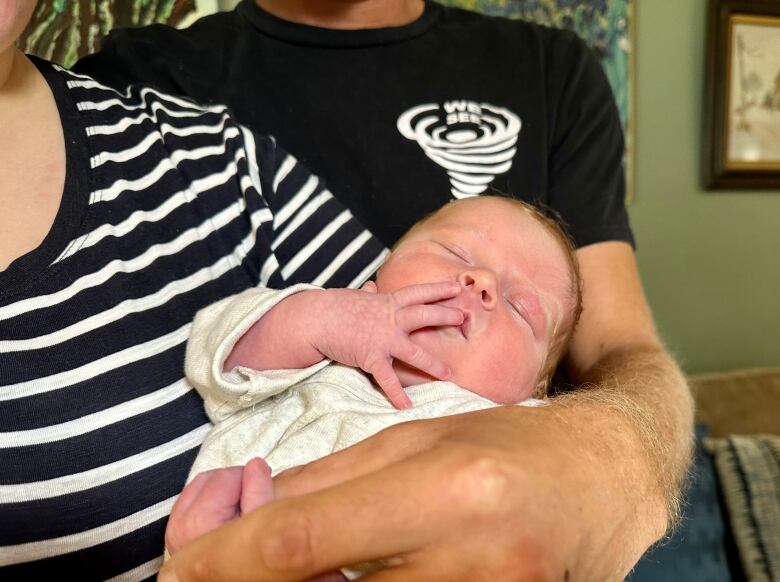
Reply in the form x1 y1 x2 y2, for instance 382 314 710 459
705 435 780 582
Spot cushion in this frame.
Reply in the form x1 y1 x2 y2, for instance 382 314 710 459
705 434 780 581
691 367 780 437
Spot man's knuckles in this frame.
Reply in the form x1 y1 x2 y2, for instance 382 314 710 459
257 510 318 575
436 449 512 520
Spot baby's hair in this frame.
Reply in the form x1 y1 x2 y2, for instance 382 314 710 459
392 195 583 397
518 201 583 396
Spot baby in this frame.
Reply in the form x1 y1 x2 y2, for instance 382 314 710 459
168 196 582 571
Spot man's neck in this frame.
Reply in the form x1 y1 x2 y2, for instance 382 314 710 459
255 0 425 29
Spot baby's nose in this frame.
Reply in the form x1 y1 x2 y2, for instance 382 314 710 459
457 269 498 310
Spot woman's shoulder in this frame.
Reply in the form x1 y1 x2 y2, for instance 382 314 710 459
72 10 240 96
58 64 231 124
51 64 264 176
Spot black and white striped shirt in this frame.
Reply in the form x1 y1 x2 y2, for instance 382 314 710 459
0 57 386 580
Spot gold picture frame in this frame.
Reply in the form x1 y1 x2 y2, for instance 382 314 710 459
703 0 780 189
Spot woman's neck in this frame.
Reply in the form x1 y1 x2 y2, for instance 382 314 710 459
0 49 39 119
255 0 425 29
0 47 21 92
0 48 66 273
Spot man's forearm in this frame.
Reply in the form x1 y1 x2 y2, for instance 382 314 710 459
559 345 694 534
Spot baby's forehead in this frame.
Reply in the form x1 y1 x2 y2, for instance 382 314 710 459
430 198 547 239
434 198 577 286
438 196 533 218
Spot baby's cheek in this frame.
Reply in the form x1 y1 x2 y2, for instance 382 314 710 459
469 379 517 404
462 356 535 404
449 366 500 403
407 327 445 354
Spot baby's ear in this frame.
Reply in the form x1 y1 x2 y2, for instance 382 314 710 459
361 280 378 293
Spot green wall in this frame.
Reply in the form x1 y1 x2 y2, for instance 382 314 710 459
632 0 780 373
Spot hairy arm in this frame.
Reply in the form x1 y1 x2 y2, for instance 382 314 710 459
562 240 694 533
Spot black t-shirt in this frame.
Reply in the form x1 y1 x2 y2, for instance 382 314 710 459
75 0 633 249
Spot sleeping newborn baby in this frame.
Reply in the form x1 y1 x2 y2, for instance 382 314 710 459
167 196 583 575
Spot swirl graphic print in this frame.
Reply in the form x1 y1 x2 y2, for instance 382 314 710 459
397 100 522 198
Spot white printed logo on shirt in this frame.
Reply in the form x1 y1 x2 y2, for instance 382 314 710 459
397 101 522 199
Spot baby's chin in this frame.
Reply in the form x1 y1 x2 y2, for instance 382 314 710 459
390 361 534 404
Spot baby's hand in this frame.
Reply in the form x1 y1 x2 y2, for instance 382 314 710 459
165 458 273 555
312 281 463 409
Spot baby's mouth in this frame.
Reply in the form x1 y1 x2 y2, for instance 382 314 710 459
434 308 469 340
458 312 470 339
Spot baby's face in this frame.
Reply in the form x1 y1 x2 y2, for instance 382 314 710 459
375 197 574 403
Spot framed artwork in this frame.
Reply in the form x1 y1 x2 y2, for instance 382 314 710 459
703 0 780 189
439 0 636 201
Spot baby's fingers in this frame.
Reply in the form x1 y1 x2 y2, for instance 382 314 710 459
393 339 451 383
397 303 463 333
370 359 413 410
239 458 274 515
394 281 461 307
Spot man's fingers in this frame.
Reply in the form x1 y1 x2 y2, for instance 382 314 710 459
240 458 275 515
261 447 483 576
306 572 350 582
166 447 465 581
358 548 476 582
370 360 412 409
394 282 460 307
359 564 431 582
396 304 463 332
392 339 451 382
273 419 436 499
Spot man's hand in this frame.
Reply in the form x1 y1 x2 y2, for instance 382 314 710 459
309 281 464 409
158 400 665 582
